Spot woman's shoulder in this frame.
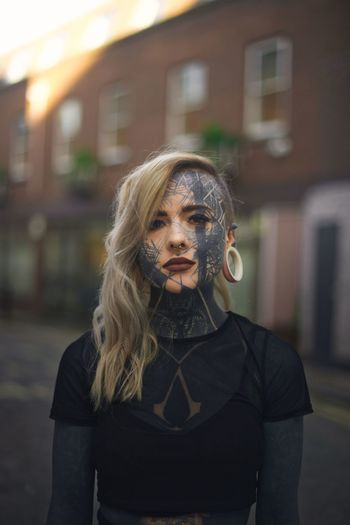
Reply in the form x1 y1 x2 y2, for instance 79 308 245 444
50 330 97 425
229 311 300 368
229 311 270 351
229 313 313 421
59 330 97 370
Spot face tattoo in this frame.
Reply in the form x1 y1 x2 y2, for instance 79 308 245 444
138 169 226 295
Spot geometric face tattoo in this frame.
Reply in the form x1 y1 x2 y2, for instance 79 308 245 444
138 169 227 294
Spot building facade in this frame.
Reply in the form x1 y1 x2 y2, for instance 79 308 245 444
0 0 349 362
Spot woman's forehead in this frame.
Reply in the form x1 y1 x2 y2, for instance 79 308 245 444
164 169 222 203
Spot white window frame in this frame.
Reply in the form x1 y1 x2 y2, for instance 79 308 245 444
98 82 131 166
9 112 30 183
243 36 292 141
52 98 82 175
166 60 208 151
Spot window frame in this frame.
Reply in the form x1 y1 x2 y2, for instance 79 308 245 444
98 81 131 166
165 60 208 151
52 97 82 175
9 111 30 183
243 36 293 141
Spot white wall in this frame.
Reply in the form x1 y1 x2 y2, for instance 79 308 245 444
300 180 350 363
257 206 301 330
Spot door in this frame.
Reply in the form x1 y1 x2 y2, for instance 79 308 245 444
313 222 339 362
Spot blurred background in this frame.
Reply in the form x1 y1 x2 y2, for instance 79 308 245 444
0 0 349 523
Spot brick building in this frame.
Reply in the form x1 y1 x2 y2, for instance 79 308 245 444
0 0 349 363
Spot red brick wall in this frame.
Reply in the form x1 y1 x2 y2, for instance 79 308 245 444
1 0 349 206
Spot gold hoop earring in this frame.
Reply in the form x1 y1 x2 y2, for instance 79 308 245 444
223 246 243 283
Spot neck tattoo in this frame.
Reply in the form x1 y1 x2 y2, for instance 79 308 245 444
139 169 229 339
148 283 226 339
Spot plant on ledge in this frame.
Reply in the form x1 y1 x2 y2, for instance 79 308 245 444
200 123 242 176
65 147 99 199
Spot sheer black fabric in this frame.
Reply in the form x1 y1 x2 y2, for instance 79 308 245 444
49 311 313 515
50 330 96 426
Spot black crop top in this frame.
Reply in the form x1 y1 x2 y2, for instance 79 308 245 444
49 312 313 515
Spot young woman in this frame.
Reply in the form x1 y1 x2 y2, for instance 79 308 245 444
47 151 313 525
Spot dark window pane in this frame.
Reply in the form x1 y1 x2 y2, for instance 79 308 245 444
261 49 277 81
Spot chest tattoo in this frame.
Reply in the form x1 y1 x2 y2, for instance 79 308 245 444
153 366 201 429
152 343 202 429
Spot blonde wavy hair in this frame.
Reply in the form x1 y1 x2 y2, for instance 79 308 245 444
91 150 236 409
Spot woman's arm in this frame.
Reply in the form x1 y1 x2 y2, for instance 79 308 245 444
256 417 303 525
46 421 95 525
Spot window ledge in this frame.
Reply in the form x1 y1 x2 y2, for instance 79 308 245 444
245 121 289 142
99 145 131 166
9 163 31 183
169 133 202 152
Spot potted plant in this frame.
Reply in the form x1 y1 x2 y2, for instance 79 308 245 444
65 147 99 198
200 123 242 175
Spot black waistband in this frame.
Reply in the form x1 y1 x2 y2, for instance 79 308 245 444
97 504 252 525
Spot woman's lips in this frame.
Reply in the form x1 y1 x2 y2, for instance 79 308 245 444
163 258 195 272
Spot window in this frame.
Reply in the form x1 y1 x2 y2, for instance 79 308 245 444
98 82 131 166
166 60 208 150
244 37 292 140
43 226 104 321
52 99 82 175
9 112 30 182
7 232 36 298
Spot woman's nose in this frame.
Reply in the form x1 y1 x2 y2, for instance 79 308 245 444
167 221 189 250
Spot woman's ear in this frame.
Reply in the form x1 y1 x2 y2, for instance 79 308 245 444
225 227 236 247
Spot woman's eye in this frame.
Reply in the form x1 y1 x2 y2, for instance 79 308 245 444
188 214 212 225
148 219 165 231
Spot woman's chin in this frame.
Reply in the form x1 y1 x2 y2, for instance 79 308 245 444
164 276 198 294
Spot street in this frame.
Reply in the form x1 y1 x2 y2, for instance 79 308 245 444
0 320 349 525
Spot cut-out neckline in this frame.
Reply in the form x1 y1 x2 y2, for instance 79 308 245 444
111 312 259 435
115 393 261 436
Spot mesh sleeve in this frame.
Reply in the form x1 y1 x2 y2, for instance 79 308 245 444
49 332 97 426
262 333 313 422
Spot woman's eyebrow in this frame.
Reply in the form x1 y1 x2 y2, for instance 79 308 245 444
154 210 168 217
181 204 213 213
154 204 213 217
